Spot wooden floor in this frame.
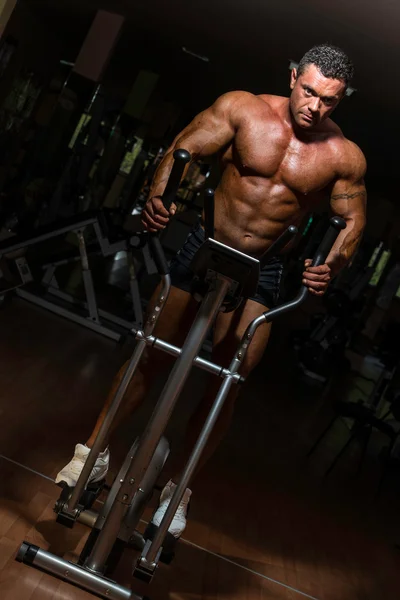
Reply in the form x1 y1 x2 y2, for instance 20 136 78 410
1 297 400 599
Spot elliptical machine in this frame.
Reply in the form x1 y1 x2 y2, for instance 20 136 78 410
16 149 346 600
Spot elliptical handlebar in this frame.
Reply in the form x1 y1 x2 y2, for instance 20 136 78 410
162 149 192 211
262 216 346 323
203 188 215 240
148 148 192 275
260 225 298 267
310 216 346 268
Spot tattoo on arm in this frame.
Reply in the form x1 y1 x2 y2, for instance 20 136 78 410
331 190 367 201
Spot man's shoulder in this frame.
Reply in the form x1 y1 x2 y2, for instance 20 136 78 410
325 123 367 178
212 91 279 125
217 91 276 111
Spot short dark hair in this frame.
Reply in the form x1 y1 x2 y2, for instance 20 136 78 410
297 44 354 88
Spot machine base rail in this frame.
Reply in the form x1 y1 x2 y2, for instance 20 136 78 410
16 542 146 600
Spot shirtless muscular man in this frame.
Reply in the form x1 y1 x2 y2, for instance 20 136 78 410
57 43 367 539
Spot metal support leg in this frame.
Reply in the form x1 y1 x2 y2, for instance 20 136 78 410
66 275 171 514
76 228 100 323
84 276 230 574
127 251 143 327
138 306 266 569
143 373 236 566
16 543 143 600
41 264 57 287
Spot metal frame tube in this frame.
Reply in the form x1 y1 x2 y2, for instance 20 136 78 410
142 286 318 563
15 288 122 342
135 332 243 382
85 276 230 572
0 215 98 256
76 228 100 322
144 373 236 563
127 250 144 327
17 544 140 600
67 275 171 513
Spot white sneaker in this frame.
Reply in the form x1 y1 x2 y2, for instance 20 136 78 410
55 443 109 488
151 480 192 538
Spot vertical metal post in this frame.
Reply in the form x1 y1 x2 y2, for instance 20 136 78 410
85 276 230 572
142 311 268 564
76 228 100 322
67 275 171 512
127 251 143 327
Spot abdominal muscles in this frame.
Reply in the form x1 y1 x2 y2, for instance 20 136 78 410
212 168 307 257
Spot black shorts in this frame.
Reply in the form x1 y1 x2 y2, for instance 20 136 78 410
169 223 284 308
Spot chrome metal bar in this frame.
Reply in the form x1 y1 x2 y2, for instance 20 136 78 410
0 216 98 256
127 251 143 327
67 275 171 513
85 277 230 572
135 332 243 382
17 544 139 600
145 373 235 564
15 289 121 342
46 287 137 330
76 229 99 323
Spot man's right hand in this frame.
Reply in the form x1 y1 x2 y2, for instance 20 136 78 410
141 196 177 232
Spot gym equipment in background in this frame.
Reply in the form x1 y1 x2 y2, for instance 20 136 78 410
0 209 155 341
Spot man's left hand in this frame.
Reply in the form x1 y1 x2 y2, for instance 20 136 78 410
303 259 331 296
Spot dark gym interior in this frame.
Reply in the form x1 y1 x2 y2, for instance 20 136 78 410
1 1 400 599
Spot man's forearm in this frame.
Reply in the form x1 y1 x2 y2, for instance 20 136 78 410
148 148 177 199
148 134 194 200
326 216 365 277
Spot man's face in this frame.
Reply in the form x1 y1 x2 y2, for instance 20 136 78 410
289 64 346 129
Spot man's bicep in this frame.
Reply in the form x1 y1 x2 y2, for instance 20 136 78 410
330 143 367 218
330 177 367 219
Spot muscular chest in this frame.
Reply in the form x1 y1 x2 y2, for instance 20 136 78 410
231 120 337 195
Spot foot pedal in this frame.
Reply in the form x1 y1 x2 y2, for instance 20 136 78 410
143 522 177 565
55 480 105 528
56 479 105 509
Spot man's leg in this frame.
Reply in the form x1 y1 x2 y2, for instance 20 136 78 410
86 284 198 448
151 300 272 538
174 299 272 479
55 284 198 487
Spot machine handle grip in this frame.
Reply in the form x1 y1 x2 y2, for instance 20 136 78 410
149 234 170 275
162 148 191 211
260 224 298 267
262 216 346 322
311 216 346 268
148 149 191 275
295 216 346 301
204 188 215 239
